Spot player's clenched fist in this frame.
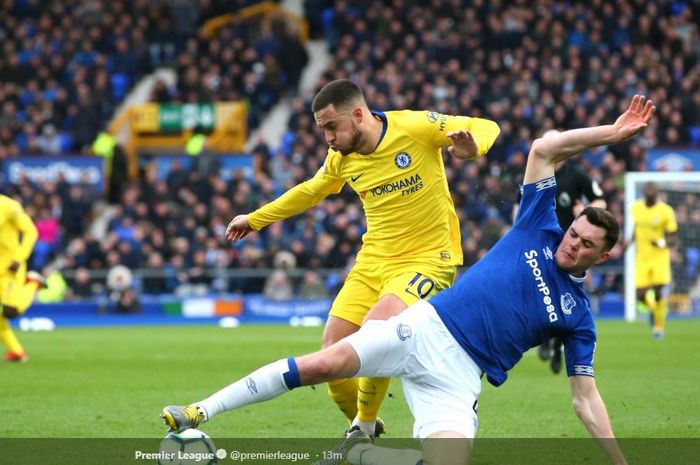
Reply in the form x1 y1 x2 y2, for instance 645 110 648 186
225 214 253 241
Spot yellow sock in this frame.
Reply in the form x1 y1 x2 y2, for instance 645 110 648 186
0 317 24 354
327 378 359 422
644 292 657 326
653 297 667 332
357 377 391 423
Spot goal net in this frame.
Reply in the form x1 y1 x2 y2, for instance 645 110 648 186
624 172 700 321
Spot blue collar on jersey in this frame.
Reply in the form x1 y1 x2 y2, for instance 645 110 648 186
568 271 587 283
371 111 388 150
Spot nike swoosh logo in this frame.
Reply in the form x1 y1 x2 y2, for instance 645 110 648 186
351 173 364 182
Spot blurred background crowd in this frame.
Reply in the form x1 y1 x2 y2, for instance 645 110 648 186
0 0 698 304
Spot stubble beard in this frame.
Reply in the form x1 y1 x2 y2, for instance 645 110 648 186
338 123 364 155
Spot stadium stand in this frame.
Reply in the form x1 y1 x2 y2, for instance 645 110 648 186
1 0 699 302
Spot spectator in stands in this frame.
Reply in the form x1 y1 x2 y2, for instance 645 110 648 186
106 264 140 313
37 264 68 303
298 270 327 299
278 23 309 93
32 206 61 269
7 0 699 311
68 267 95 300
263 270 294 301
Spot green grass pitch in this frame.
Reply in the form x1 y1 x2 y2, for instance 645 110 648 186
2 320 699 439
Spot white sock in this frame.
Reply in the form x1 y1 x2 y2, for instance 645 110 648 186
197 358 298 420
351 417 377 437
347 443 422 465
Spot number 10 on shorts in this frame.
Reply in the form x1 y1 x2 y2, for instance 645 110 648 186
405 273 436 299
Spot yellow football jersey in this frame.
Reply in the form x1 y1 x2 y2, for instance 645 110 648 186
631 199 677 261
0 195 38 270
248 110 500 265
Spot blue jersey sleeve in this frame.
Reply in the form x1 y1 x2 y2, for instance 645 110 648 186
562 314 597 377
514 176 561 232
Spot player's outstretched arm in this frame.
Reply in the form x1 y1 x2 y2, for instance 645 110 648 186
523 95 655 185
570 376 628 465
225 166 344 241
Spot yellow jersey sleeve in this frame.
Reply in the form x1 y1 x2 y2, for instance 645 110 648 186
247 153 345 231
402 111 500 158
0 195 38 263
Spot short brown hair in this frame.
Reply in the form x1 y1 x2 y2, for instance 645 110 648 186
579 207 620 251
311 79 365 113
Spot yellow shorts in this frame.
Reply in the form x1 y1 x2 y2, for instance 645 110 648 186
635 257 671 288
329 259 457 326
0 262 28 312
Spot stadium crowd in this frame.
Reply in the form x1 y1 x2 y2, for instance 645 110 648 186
0 0 699 300
0 0 293 157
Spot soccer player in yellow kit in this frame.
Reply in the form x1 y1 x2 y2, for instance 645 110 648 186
0 194 46 362
225 79 500 437
630 182 678 339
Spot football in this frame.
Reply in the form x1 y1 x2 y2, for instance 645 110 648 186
158 428 218 465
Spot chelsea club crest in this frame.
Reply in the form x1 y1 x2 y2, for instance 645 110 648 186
395 152 412 169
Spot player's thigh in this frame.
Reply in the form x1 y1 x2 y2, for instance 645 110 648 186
362 293 408 323
649 258 672 287
0 270 25 310
402 303 481 440
328 264 381 327
0 272 11 304
422 432 472 465
635 259 657 289
322 316 360 348
343 302 434 378
380 262 456 306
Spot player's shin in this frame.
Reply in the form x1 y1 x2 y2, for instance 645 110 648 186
643 290 657 326
355 377 391 434
0 317 24 354
327 377 359 422
197 358 301 421
652 297 668 335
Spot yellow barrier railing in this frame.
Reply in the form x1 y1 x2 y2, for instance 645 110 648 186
202 2 309 42
108 102 247 178
105 3 302 178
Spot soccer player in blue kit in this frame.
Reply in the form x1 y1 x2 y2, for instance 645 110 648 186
162 96 654 465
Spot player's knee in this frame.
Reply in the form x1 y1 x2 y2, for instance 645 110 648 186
322 317 360 348
316 346 358 380
311 356 340 380
2 306 20 319
321 331 338 348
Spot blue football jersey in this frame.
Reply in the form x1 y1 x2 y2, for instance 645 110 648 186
430 176 597 386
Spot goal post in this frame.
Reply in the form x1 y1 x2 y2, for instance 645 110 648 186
624 171 700 322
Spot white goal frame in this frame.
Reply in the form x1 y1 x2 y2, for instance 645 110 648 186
624 171 700 321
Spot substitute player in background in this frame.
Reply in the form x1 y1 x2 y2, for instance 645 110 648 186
515 148 607 373
225 79 500 437
163 95 655 465
629 182 677 339
0 194 46 362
